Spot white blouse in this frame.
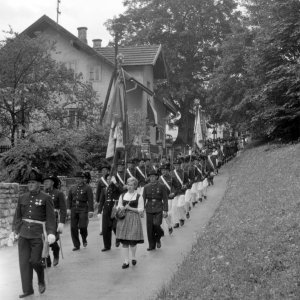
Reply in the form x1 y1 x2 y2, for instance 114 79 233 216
117 191 144 212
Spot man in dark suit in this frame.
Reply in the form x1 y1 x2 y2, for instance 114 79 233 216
13 168 56 298
98 175 122 251
67 171 94 251
143 170 168 250
43 174 67 267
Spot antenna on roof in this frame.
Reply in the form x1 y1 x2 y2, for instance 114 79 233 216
56 0 61 23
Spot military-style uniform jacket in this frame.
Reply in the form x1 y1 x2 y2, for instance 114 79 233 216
95 176 109 203
98 182 122 214
143 181 168 213
45 188 67 224
170 169 188 196
116 171 126 187
187 165 196 188
126 167 136 181
13 190 56 239
158 174 175 199
135 165 147 187
194 163 204 182
68 183 94 213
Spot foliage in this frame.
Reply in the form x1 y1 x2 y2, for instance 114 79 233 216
0 129 82 183
105 0 239 144
208 0 300 141
0 31 98 146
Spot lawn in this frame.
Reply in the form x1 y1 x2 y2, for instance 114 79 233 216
156 142 300 300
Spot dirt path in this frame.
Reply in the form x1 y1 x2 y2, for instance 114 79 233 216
0 165 230 300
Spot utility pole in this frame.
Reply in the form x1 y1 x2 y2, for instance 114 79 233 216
57 0 61 23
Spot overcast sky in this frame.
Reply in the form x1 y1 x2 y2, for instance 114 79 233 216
0 0 126 46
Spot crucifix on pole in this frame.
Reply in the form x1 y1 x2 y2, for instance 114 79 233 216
57 0 61 23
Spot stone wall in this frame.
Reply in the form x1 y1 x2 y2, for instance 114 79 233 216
0 183 19 247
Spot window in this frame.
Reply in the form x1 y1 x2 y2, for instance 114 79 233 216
88 64 101 81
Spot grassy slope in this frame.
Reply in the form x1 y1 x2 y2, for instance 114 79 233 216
156 143 300 300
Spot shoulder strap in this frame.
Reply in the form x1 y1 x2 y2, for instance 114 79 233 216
174 170 183 186
160 175 171 191
100 176 109 187
136 166 146 178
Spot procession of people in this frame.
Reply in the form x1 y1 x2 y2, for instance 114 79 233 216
12 137 240 298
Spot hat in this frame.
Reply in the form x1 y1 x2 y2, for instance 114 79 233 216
27 168 43 183
74 171 85 178
84 171 91 180
99 164 111 171
43 174 59 186
148 169 158 176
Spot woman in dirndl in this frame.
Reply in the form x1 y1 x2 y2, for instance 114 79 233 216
116 177 144 269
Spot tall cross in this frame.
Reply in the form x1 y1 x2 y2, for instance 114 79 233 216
57 0 61 23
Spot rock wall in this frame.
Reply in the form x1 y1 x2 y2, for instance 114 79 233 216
0 183 19 247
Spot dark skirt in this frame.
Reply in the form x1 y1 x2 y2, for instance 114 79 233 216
116 210 144 244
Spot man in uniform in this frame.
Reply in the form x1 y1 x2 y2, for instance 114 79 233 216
126 158 136 181
143 170 168 250
96 164 111 235
67 171 94 251
98 174 122 251
135 158 147 194
13 168 56 298
43 174 66 267
158 163 175 235
171 158 188 228
115 160 127 190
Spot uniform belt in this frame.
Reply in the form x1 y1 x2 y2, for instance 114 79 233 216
148 199 158 201
22 219 47 239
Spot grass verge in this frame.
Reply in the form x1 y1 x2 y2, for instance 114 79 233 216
155 143 300 300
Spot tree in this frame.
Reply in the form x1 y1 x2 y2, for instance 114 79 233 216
106 0 239 145
0 31 98 146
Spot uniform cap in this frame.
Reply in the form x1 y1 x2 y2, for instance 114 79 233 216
27 168 43 183
148 169 158 176
43 174 59 187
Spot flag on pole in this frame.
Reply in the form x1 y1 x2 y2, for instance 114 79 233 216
147 97 158 126
105 70 126 159
194 108 203 149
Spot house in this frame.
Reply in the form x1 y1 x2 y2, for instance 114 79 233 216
22 15 177 156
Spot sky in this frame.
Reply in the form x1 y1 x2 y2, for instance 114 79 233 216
0 0 126 46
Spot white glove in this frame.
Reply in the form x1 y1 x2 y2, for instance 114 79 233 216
111 176 117 184
67 209 71 216
97 213 101 219
47 234 56 245
57 223 64 233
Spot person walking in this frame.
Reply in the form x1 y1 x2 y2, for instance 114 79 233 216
67 171 94 251
12 168 56 298
143 170 168 250
43 174 67 267
98 175 122 251
116 177 144 268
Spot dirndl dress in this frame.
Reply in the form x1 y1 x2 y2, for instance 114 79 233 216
116 195 144 244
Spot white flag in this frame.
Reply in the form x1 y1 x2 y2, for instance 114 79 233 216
195 109 203 149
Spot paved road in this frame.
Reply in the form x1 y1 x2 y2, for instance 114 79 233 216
0 166 229 300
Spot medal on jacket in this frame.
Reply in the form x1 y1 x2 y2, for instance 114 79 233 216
35 199 42 206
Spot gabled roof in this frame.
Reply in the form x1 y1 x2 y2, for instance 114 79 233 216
22 15 114 68
97 45 163 66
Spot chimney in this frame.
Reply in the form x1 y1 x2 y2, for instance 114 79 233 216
77 27 88 44
92 39 102 50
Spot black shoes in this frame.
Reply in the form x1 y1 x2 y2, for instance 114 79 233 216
147 247 155 251
72 247 80 251
132 259 137 266
156 241 161 248
38 282 46 294
179 219 185 226
101 248 111 252
122 262 129 269
186 212 190 219
199 197 203 203
99 231 103 235
168 227 173 235
53 257 59 267
19 291 34 298
83 241 87 247
115 240 120 247
174 223 179 228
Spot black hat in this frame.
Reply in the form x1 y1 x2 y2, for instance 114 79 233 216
74 171 85 178
84 171 91 180
148 169 158 176
43 174 59 186
27 168 43 183
99 164 111 171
